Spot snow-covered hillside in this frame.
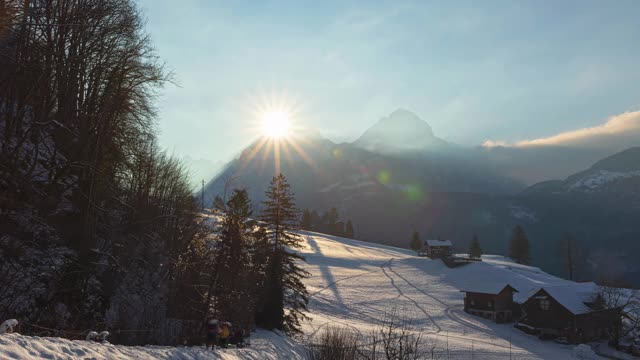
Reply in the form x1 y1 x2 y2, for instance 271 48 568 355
1 229 610 359
299 231 601 359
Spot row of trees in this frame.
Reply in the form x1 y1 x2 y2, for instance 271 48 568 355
301 208 355 239
408 226 586 281
1 0 310 345
1 0 202 342
177 174 309 337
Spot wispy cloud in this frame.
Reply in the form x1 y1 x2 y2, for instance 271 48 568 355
483 111 640 148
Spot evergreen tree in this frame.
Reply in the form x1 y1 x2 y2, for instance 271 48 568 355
211 189 257 330
345 220 355 239
256 174 309 334
322 207 340 235
301 209 312 230
410 231 422 252
469 234 483 259
509 225 531 265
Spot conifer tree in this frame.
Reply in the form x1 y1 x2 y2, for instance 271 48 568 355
509 225 531 265
345 220 355 239
212 189 257 330
469 234 483 259
256 174 309 334
301 209 312 230
410 231 422 252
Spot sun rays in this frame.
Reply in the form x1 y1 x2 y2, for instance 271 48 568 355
240 90 318 175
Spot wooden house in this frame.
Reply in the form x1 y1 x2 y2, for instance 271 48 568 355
517 286 621 343
460 284 518 323
420 240 452 259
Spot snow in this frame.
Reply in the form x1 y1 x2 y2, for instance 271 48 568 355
1 229 611 359
0 330 305 360
298 232 605 359
0 320 18 335
568 170 640 192
534 285 599 315
425 239 452 247
572 344 600 359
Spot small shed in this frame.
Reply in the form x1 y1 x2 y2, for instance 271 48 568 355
517 286 621 343
460 284 519 323
420 240 452 259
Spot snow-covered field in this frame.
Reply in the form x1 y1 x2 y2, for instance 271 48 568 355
1 230 609 359
299 231 601 359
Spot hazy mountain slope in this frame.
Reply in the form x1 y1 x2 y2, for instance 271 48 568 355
204 109 640 287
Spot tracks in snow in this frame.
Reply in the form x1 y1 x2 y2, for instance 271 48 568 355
307 255 526 354
383 259 524 352
379 259 442 334
308 259 392 298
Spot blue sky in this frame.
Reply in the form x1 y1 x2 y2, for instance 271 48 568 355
139 0 640 169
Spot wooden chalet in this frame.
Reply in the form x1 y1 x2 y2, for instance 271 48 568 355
419 240 452 259
517 286 621 343
461 284 518 323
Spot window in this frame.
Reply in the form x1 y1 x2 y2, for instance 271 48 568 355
539 299 550 311
488 300 494 309
470 299 475 306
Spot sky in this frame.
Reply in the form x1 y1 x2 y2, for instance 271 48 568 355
138 0 640 176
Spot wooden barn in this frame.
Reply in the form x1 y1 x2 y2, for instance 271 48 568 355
460 284 519 323
517 286 621 343
419 240 452 259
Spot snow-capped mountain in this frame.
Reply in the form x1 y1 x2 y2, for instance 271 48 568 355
523 147 640 196
353 109 448 154
566 147 640 194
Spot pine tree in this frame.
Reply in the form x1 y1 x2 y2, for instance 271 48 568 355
469 234 483 259
345 220 355 239
301 209 312 230
212 189 257 331
256 174 309 334
509 225 531 265
410 231 421 252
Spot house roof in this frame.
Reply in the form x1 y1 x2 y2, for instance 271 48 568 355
460 283 519 295
425 239 452 247
527 284 599 315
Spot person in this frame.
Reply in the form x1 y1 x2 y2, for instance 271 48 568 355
219 322 231 348
230 325 245 348
205 318 219 350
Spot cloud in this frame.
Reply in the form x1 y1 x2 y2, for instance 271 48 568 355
483 111 640 149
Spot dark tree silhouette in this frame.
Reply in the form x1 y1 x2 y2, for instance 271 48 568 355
345 220 355 239
410 231 421 252
256 174 309 334
301 209 313 230
469 234 483 259
509 225 531 265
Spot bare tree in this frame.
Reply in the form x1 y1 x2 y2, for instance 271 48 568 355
596 286 640 346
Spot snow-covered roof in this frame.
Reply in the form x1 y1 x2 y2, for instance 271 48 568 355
459 283 518 295
528 284 599 315
425 239 452 247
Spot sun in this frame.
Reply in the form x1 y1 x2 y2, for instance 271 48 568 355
261 110 291 138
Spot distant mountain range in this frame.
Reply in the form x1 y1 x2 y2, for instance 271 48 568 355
204 110 640 286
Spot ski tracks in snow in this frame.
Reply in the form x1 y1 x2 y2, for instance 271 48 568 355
384 259 523 352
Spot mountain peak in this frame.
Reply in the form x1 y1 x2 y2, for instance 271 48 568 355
353 109 446 153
